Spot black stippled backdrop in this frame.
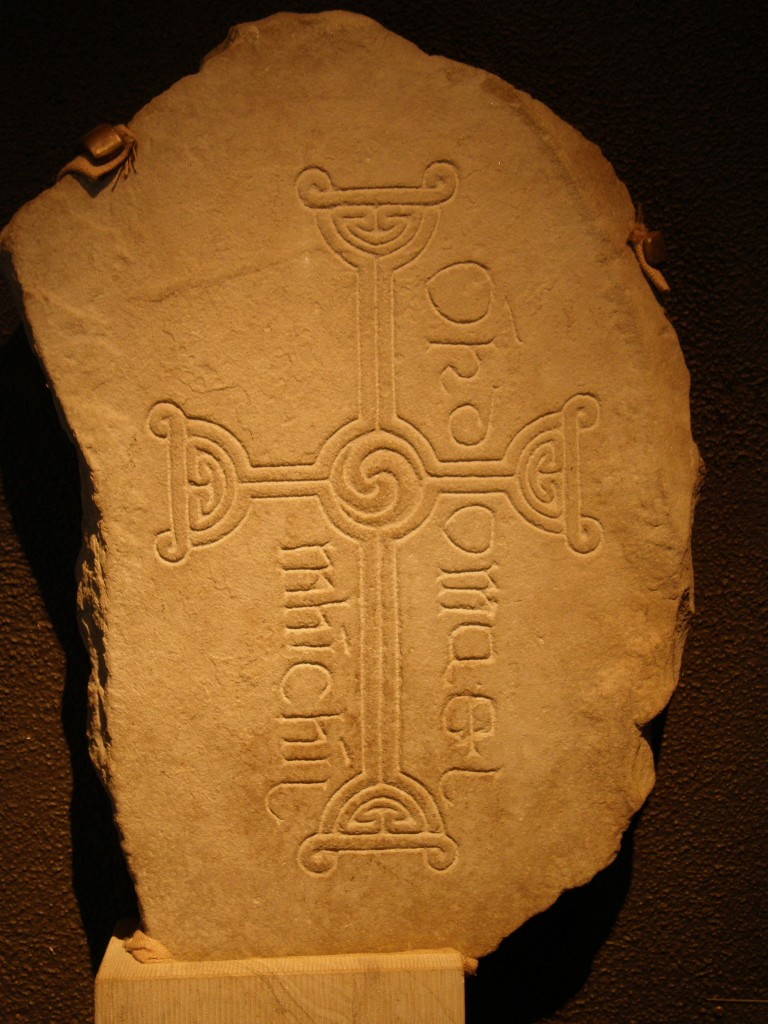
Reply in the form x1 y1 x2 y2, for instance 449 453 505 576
0 2 765 1022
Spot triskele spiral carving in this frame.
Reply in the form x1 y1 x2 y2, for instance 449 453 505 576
329 430 426 534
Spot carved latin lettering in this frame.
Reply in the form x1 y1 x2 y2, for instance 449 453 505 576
442 694 496 757
150 161 602 876
450 623 494 663
427 262 493 324
444 504 495 554
279 663 332 708
440 567 499 614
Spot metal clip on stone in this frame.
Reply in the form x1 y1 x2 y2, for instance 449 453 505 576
57 123 137 187
629 205 670 293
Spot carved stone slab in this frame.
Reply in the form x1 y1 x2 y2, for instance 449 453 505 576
1 13 699 960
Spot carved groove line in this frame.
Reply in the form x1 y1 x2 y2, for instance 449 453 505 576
149 162 603 877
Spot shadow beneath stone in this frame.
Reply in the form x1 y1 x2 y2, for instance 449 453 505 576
0 329 137 972
62 633 140 971
465 822 636 1023
644 704 670 768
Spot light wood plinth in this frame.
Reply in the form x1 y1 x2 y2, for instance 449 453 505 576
95 928 466 1023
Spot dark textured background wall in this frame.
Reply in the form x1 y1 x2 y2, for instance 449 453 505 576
0 2 765 1022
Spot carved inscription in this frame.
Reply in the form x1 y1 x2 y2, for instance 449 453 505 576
149 161 604 876
428 262 498 450
267 542 352 821
280 542 349 661
439 504 501 801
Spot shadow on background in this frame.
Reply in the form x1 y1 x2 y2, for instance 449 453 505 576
466 823 636 1022
0 330 138 971
464 703 672 1022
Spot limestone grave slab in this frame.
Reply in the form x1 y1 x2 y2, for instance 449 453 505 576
1 12 700 961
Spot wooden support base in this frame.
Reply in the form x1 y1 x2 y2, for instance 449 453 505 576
95 926 466 1023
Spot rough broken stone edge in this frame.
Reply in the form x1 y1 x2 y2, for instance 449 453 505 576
0 11 701 960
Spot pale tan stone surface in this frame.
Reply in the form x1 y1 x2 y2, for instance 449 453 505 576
1 12 699 961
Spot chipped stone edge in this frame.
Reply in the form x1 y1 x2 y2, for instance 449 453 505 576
0 11 701 961
0 243 116 792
